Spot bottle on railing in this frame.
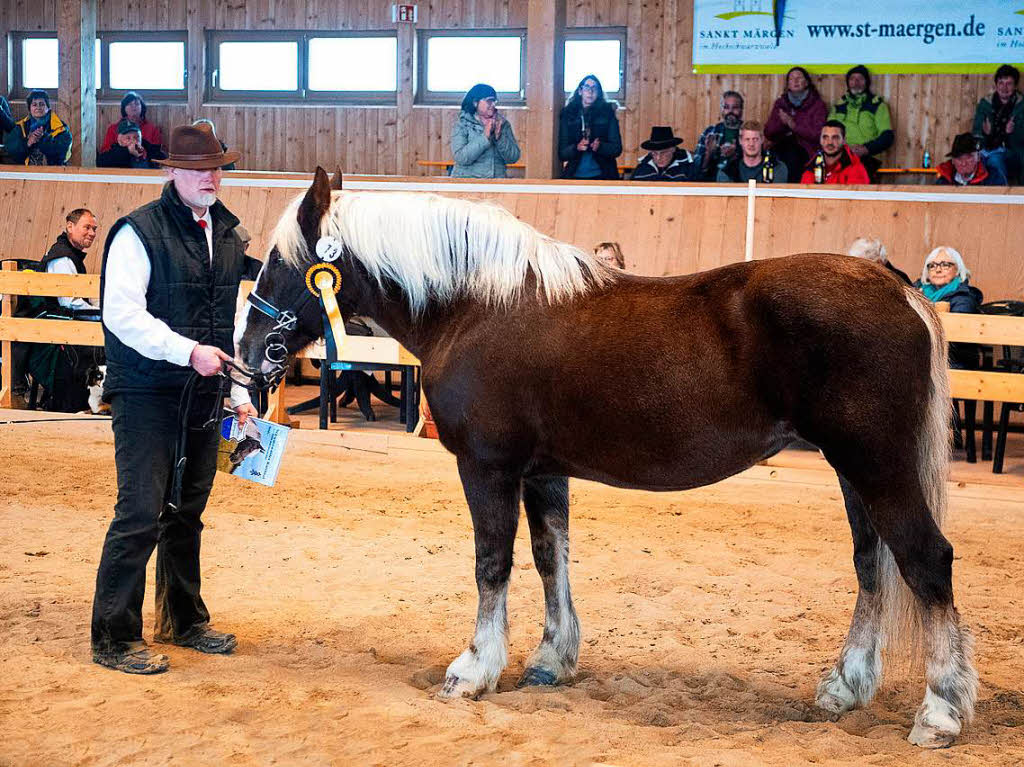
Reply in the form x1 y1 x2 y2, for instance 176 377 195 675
922 150 931 169
762 149 775 183
813 150 825 183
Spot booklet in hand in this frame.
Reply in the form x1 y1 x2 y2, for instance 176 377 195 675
216 414 290 487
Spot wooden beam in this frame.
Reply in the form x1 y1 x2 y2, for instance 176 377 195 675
524 0 566 179
0 317 103 345
0 272 101 299
940 312 1024 347
57 0 97 167
395 22 416 176
949 369 1024 403
0 263 14 409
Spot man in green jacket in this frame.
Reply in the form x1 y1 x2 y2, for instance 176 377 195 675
972 64 1024 184
828 65 893 182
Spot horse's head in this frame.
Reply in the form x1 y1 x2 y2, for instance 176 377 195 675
236 166 368 386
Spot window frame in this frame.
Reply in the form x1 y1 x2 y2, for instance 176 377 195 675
562 27 627 103
99 31 188 101
415 28 527 106
10 31 190 103
205 29 399 104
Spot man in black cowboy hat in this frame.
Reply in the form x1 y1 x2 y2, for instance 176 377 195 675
91 123 260 674
936 132 1007 186
629 126 696 182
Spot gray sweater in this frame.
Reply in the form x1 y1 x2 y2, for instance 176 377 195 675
450 111 521 178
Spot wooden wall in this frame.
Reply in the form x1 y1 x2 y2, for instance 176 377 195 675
2 169 1022 299
0 0 1000 174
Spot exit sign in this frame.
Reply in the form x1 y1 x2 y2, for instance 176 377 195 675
392 4 417 22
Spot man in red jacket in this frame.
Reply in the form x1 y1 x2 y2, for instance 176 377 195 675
800 120 870 184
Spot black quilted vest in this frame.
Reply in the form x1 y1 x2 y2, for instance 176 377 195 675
100 182 248 396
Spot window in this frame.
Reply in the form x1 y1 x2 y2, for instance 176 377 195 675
416 30 525 105
207 30 398 103
14 35 101 94
563 28 626 102
11 32 188 101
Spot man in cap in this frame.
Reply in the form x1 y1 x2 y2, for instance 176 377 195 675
629 126 696 181
91 124 259 674
97 119 166 169
828 65 894 181
936 133 1007 186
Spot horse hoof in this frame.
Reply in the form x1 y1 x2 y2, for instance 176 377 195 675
908 721 958 749
516 667 559 688
437 674 481 700
815 690 854 715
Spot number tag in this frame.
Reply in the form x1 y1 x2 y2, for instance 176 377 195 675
316 236 343 262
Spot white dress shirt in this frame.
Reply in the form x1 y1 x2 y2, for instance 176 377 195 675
45 256 99 312
102 207 249 408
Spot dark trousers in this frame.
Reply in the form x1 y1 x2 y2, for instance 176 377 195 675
91 390 221 653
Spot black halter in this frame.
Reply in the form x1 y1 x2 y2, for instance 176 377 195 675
242 286 319 391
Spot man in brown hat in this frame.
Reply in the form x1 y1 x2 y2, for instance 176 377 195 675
91 123 259 674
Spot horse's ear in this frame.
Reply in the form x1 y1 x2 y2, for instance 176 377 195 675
298 167 332 240
330 168 343 191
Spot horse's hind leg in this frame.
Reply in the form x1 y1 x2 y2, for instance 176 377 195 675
816 474 883 714
438 458 521 700
517 475 580 688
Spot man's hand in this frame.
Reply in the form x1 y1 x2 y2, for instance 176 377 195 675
127 141 144 158
720 142 736 159
850 144 869 157
702 134 719 167
189 344 231 376
983 117 992 135
235 402 258 426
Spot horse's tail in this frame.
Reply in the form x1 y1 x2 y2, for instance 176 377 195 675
877 287 952 657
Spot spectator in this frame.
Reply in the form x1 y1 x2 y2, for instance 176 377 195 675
97 119 166 169
693 90 744 181
630 126 695 181
717 121 788 183
558 74 622 180
449 83 521 178
828 65 894 182
39 208 100 316
847 237 912 285
4 90 72 166
936 133 1006 186
100 92 163 154
0 96 15 136
972 64 1024 184
914 246 983 369
594 242 625 270
192 119 237 171
765 66 827 182
800 120 870 184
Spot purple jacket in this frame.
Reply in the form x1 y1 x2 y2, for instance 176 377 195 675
765 90 828 160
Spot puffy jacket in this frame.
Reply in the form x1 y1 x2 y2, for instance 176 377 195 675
935 158 1003 186
828 92 894 155
799 145 870 184
450 111 521 178
972 91 1024 162
558 101 622 180
5 111 73 166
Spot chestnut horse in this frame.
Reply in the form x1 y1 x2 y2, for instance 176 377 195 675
236 169 977 747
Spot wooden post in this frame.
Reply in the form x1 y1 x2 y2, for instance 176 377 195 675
395 22 416 176
186 0 204 119
1 262 15 408
744 179 756 262
525 0 566 179
57 0 97 168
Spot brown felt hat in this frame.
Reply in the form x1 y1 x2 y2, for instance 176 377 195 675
154 124 241 169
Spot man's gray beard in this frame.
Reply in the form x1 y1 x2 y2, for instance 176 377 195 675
193 191 217 207
723 114 742 128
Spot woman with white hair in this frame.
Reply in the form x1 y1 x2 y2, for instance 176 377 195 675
847 237 911 284
915 246 983 368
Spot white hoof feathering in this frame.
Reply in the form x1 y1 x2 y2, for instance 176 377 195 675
908 687 962 748
438 643 504 700
815 667 858 714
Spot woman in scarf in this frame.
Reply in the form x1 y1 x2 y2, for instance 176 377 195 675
764 66 827 181
915 246 983 369
4 89 72 166
558 74 622 180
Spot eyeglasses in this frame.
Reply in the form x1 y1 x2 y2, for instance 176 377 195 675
580 83 597 92
927 261 956 270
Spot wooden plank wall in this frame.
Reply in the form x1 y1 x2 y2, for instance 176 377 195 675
0 0 1000 175
2 170 1022 298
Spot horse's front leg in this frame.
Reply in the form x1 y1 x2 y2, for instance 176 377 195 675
517 475 580 687
438 458 521 700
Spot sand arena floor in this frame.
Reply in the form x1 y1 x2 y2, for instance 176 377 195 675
2 415 1024 766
